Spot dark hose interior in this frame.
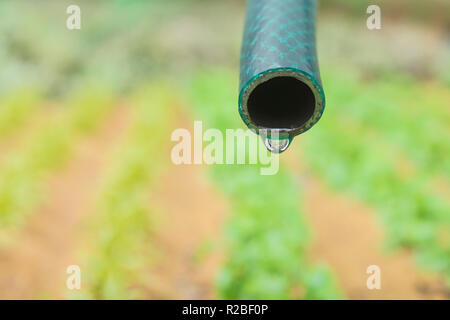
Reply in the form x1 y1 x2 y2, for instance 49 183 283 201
247 76 316 129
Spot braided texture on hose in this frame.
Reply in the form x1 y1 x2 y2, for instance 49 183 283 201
239 0 325 137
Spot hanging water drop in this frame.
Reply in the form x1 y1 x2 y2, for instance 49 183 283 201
264 137 291 154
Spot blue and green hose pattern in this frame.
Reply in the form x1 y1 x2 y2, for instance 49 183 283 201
239 0 325 139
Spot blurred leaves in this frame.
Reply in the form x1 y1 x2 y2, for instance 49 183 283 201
187 70 343 299
303 68 450 284
0 0 447 298
0 88 41 137
0 86 115 228
74 85 175 299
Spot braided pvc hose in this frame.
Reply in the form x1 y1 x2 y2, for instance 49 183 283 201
239 0 324 143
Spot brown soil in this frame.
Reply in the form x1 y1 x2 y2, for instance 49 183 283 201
0 106 132 299
143 119 228 300
284 144 447 300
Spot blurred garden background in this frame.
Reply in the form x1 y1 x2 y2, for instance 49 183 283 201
0 0 448 299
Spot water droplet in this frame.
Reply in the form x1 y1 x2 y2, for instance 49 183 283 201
264 137 291 154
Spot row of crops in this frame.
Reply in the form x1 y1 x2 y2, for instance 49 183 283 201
185 70 343 299
69 85 175 299
60 76 343 300
0 0 447 301
0 81 183 299
302 67 450 286
0 72 447 299
0 79 344 299
180 66 448 296
0 85 116 230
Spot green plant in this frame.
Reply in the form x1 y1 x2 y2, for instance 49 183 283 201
187 69 343 299
0 85 115 229
302 68 450 285
74 85 174 299
0 88 41 138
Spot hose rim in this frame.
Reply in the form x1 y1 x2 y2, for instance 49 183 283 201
239 67 325 138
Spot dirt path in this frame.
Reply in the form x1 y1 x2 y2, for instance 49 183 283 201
0 106 132 299
284 145 447 300
144 120 228 300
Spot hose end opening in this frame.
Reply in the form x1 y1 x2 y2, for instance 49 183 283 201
247 76 315 130
240 69 324 138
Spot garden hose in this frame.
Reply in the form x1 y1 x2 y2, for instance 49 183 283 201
239 0 324 153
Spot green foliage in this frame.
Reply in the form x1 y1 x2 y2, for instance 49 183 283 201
0 86 115 228
323 70 449 178
187 70 343 299
303 68 450 285
74 85 174 299
0 1 182 96
0 88 41 138
319 0 449 22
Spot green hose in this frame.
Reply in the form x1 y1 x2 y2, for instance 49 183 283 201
239 0 324 148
